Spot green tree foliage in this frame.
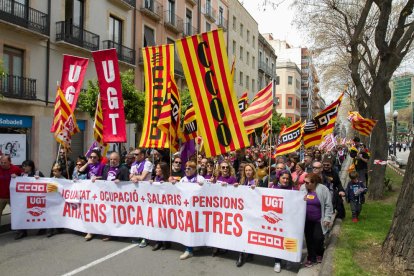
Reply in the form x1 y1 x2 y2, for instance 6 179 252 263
77 69 146 130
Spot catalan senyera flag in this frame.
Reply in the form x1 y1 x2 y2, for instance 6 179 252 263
93 94 109 156
242 82 273 131
274 121 302 157
53 88 80 150
303 92 344 148
348 111 377 136
181 103 197 142
261 121 270 143
238 91 248 113
139 44 174 149
176 29 249 157
157 74 181 153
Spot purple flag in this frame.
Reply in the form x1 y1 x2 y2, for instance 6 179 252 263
180 140 195 169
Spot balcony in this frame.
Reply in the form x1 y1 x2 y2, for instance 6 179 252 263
0 74 36 100
258 61 267 72
0 0 49 35
204 4 216 22
56 21 100 51
185 0 196 6
217 16 227 31
164 10 183 34
301 81 309 88
102 40 135 65
183 22 197 37
140 0 162 22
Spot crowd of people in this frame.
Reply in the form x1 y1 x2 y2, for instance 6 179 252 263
0 137 372 272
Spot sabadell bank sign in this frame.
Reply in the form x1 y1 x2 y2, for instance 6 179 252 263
0 114 32 128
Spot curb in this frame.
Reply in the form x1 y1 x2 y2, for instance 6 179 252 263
387 161 405 177
319 219 342 276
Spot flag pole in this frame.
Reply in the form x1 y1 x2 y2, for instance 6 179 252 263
169 130 172 177
268 80 275 179
56 143 61 164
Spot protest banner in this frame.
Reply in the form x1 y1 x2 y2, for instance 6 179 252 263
11 177 306 262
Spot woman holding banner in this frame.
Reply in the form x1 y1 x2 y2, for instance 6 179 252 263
233 163 258 267
152 162 172 251
177 161 205 260
300 173 333 268
78 149 105 241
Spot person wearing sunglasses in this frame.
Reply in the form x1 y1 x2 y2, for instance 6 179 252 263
256 158 268 181
178 161 205 260
300 173 333 268
78 149 105 180
204 159 215 181
212 160 237 186
130 148 153 183
72 156 87 180
321 157 346 220
168 156 184 182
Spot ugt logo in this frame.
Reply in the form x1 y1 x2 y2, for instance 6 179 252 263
27 196 46 217
262 195 284 213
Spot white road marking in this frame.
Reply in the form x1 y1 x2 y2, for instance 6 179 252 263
61 244 138 276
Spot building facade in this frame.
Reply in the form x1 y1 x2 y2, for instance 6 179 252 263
227 0 258 100
274 61 301 122
0 0 137 174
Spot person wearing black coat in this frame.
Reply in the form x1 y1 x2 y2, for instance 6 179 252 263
321 157 346 219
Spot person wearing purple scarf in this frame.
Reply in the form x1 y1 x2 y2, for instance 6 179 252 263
78 149 105 180
152 162 172 251
130 148 153 182
212 160 237 186
270 169 294 273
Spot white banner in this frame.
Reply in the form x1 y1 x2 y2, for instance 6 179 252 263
10 177 306 262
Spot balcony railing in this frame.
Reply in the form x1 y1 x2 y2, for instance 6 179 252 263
140 0 162 21
120 0 135 8
184 22 197 37
102 40 135 65
0 0 49 35
204 3 216 22
217 16 227 31
0 74 36 100
56 21 100 51
164 10 184 34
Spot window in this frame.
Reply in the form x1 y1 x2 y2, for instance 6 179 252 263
246 75 249 89
233 16 236 30
265 57 269 67
240 46 243 60
296 80 300 88
259 51 262 63
167 0 175 24
296 99 300 107
144 25 155 46
246 51 249 65
185 8 192 35
253 35 255 48
240 23 243 37
276 76 280 85
206 22 211 31
219 7 224 25
276 97 280 106
109 16 122 45
3 46 24 95
65 0 84 27
251 79 255 92
288 97 293 106
247 30 250 43
252 56 255 69
232 40 236 55
288 76 293 85
239 71 243 85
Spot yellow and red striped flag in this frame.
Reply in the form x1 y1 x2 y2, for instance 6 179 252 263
230 55 236 83
303 92 344 148
274 121 302 157
238 91 248 113
139 44 174 149
261 121 271 143
157 74 181 153
242 82 273 131
176 29 249 157
53 88 80 150
93 95 109 156
348 111 377 136
181 103 197 142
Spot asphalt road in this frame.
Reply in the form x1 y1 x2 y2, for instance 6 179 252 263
0 229 317 276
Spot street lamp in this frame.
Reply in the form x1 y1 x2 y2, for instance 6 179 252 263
393 110 398 159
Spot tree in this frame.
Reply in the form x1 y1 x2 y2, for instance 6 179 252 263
78 69 145 131
294 0 414 200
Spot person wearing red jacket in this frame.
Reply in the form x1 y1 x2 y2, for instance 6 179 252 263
0 155 23 226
